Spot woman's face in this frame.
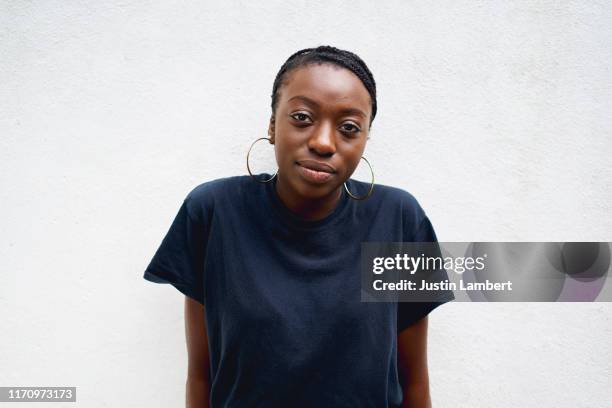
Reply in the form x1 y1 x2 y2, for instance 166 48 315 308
269 63 372 200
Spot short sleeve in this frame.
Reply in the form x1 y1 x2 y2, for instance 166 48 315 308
143 196 208 305
397 215 455 333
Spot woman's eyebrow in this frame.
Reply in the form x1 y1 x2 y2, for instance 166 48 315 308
288 95 320 106
288 95 367 118
339 107 366 118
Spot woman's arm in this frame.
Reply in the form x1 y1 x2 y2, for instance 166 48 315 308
185 296 211 408
397 315 431 408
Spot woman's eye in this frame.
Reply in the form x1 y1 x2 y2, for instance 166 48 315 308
291 113 311 122
341 123 361 134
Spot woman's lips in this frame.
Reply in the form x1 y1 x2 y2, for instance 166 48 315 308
296 162 335 184
296 159 336 173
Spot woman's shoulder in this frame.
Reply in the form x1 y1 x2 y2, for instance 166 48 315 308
183 174 252 220
349 178 423 209
186 174 250 199
361 180 428 222
367 181 434 239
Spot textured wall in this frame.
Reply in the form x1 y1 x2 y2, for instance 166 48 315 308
1 1 611 407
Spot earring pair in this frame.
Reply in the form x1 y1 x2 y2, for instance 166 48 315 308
246 137 374 200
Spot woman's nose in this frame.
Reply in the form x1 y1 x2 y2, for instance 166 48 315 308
307 122 336 156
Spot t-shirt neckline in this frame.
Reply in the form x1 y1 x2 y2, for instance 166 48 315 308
262 173 350 230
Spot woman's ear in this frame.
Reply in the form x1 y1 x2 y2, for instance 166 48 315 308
268 115 275 144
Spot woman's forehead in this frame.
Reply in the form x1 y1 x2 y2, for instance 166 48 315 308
281 64 371 112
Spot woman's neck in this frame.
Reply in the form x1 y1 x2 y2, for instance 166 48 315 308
274 175 342 221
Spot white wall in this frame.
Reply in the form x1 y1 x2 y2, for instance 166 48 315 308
1 1 611 407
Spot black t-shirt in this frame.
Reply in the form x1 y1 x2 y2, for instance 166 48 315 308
143 173 454 407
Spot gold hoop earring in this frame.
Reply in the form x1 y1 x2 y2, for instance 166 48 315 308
246 137 277 183
344 156 374 200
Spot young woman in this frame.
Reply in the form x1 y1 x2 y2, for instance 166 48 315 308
144 45 454 408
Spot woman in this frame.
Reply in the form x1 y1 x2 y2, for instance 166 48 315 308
144 45 454 407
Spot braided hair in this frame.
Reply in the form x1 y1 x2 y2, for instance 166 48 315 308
271 45 377 127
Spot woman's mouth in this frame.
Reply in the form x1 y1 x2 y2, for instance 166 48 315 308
296 160 335 184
